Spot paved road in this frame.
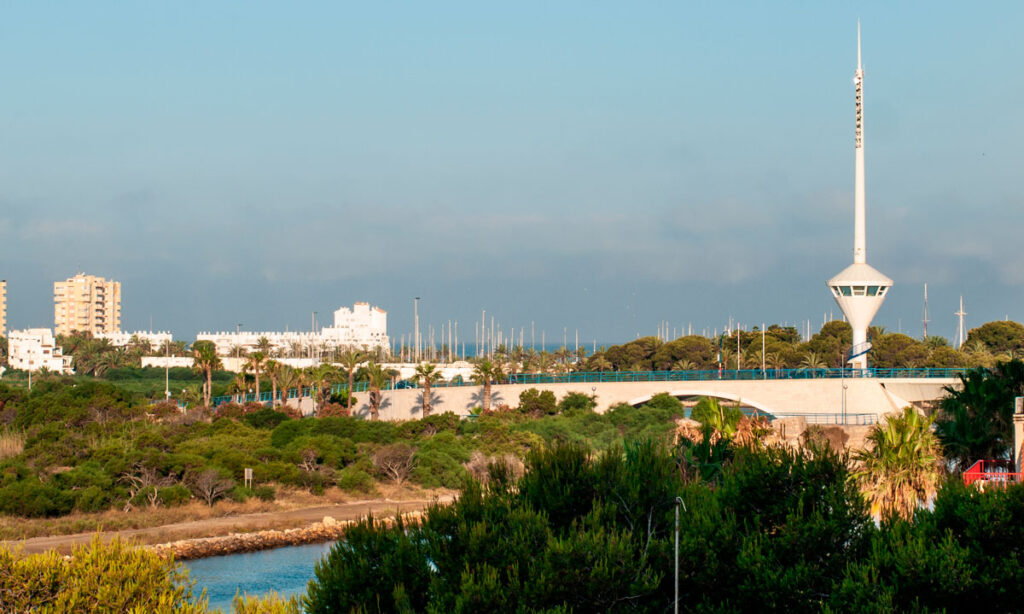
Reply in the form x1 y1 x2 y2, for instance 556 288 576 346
6 497 453 555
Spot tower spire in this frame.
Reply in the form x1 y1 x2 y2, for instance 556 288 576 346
853 21 866 264
827 23 891 371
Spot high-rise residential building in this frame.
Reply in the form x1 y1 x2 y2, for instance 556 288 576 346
0 279 6 335
54 273 122 336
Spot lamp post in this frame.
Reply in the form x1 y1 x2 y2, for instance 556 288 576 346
674 496 685 614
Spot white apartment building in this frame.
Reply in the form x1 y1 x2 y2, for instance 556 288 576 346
8 328 74 373
196 302 390 357
95 330 173 349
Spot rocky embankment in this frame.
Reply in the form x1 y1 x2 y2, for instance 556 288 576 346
150 511 425 560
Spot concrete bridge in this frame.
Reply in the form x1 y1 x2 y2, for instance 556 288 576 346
344 376 956 423
215 368 963 424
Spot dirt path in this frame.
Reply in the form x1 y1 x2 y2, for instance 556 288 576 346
6 497 453 555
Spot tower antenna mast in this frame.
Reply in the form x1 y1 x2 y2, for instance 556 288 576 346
955 296 967 349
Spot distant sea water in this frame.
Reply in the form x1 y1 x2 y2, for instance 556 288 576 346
183 542 333 611
404 342 611 359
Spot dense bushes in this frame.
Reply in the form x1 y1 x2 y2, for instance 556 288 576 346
0 379 697 519
0 537 207 612
304 439 1024 612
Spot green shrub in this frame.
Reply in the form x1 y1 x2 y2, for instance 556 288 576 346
558 392 597 416
158 484 192 507
337 466 376 494
518 388 558 415
75 485 112 513
271 419 310 449
0 478 74 517
0 537 207 612
253 484 276 501
400 412 461 438
229 484 252 502
233 590 301 613
244 408 293 430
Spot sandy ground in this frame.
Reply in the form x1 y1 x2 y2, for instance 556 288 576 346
5 496 454 555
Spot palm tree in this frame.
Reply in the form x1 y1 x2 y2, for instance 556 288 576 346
851 407 943 520
336 347 365 412
364 362 390 420
414 362 444 418
191 340 222 407
590 355 613 372
276 365 300 409
265 360 281 407
305 364 337 415
246 351 268 403
690 396 744 441
472 359 502 412
255 336 273 356
228 371 251 399
799 351 827 370
673 359 697 371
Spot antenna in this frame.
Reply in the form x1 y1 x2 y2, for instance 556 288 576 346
955 296 967 349
853 21 866 264
922 283 930 339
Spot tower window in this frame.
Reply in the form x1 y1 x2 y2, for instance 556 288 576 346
852 286 867 296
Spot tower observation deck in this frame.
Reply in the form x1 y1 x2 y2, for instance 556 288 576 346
827 23 892 370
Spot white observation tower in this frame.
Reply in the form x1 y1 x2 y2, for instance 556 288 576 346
827 23 892 370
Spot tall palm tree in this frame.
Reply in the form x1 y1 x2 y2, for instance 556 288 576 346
246 351 267 403
336 347 365 412
276 365 300 409
265 359 281 407
191 340 222 407
364 362 390 420
472 359 502 412
305 364 337 415
851 407 943 520
414 362 444 418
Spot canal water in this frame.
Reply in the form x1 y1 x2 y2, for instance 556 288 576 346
183 541 334 611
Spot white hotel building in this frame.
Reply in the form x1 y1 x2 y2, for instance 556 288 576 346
196 302 389 357
8 328 74 373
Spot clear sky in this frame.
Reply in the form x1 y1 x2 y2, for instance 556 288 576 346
1 3 1022 345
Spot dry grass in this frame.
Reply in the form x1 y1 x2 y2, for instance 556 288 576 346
0 499 278 541
0 485 455 543
0 426 25 460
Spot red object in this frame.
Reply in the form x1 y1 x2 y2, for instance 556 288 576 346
963 459 1023 487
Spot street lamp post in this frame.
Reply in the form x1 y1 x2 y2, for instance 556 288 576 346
674 496 685 614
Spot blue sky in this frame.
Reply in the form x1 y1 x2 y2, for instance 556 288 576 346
1 3 1022 345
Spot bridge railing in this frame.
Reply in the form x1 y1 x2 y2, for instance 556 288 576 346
209 367 966 407
770 412 878 426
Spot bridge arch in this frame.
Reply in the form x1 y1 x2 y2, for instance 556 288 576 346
626 389 779 417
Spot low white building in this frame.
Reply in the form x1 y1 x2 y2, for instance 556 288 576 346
141 356 195 369
196 302 390 357
96 330 173 348
8 328 74 373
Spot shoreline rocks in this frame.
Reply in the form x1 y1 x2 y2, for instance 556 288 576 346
149 511 424 560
